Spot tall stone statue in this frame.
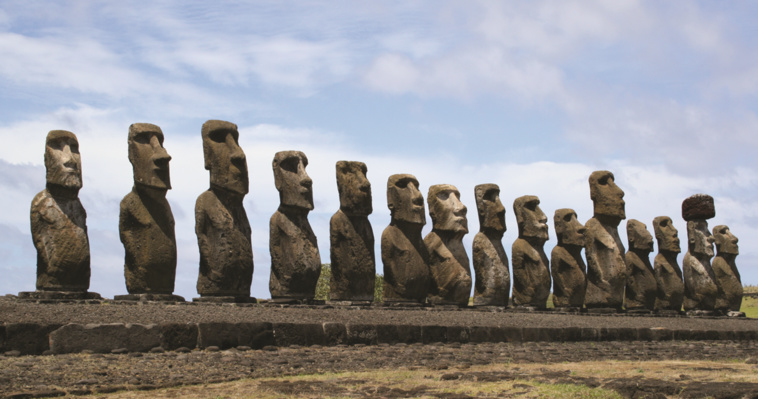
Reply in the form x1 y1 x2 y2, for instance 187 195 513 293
471 184 509 307
585 170 627 311
425 184 471 306
712 225 742 314
624 219 656 311
511 195 550 310
195 120 253 302
550 209 586 310
24 130 100 300
681 194 719 314
269 150 321 302
652 216 684 313
381 174 430 304
329 161 374 302
117 123 183 301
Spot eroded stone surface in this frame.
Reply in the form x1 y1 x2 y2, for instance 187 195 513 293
550 209 586 309
511 195 550 309
425 184 471 306
472 184 509 306
683 218 718 312
330 161 375 301
269 151 321 300
712 225 741 311
652 216 684 312
624 219 656 311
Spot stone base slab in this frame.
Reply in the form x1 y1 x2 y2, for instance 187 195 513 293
114 294 186 302
586 307 622 314
192 296 257 304
18 291 102 301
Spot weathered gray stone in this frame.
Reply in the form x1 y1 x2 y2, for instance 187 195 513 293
197 322 274 350
425 184 471 306
50 323 161 354
511 195 550 309
329 161 375 301
585 170 627 310
160 324 198 350
550 208 587 309
624 219 656 311
195 120 253 299
712 225 741 311
5 323 61 355
471 184 509 307
120 123 178 295
269 151 321 300
381 174 430 303
652 216 684 312
683 217 718 311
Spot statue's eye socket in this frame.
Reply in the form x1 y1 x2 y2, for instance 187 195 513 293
209 131 227 143
279 157 299 173
133 133 150 145
483 190 497 202
525 201 538 211
68 142 79 153
564 214 573 222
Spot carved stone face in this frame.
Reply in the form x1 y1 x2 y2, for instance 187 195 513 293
428 184 467 234
475 184 506 234
202 120 248 195
554 208 585 247
273 151 313 210
45 130 82 190
387 174 425 225
627 219 654 252
589 170 625 222
336 161 371 216
514 195 548 242
128 123 171 190
687 220 714 258
713 225 739 255
653 216 680 253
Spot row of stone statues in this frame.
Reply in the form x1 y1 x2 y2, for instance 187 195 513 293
24 122 743 315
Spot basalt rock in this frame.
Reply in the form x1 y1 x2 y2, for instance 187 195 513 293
712 225 741 312
652 216 684 312
511 195 550 309
550 209 586 309
471 184 509 307
681 194 718 312
624 219 656 311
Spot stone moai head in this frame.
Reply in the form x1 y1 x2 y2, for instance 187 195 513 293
713 225 739 256
336 161 371 216
387 174 425 225
653 216 680 254
627 219 654 252
273 151 313 210
202 120 248 195
682 194 715 258
428 184 468 234
475 183 506 234
513 195 548 242
589 170 625 222
45 130 82 191
128 123 171 190
554 208 585 247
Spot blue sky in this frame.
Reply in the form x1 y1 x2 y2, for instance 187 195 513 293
1 1 756 300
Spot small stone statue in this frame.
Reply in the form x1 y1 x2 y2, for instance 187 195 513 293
269 151 321 301
550 208 586 310
381 174 430 304
712 225 742 314
118 123 182 301
682 194 719 314
25 130 99 299
329 161 375 302
195 120 253 301
624 219 656 311
652 216 684 313
425 184 472 306
511 195 550 310
471 184 510 307
585 170 627 311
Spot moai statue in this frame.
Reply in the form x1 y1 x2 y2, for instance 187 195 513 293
652 216 684 313
511 195 550 310
585 170 627 312
195 120 254 302
381 174 430 304
624 220 656 311
425 184 472 306
712 225 743 315
269 151 321 302
550 209 586 311
471 184 510 307
116 123 183 301
23 130 100 300
329 161 375 303
682 194 719 314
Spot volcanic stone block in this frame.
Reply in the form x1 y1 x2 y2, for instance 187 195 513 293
346 324 378 345
446 326 471 343
375 324 421 344
511 195 550 309
421 325 448 344
425 184 472 306
712 225 742 311
652 216 685 312
197 322 274 349
330 161 375 301
5 323 61 355
471 184 510 306
160 324 198 351
50 323 161 354
269 151 321 301
273 322 326 347
625 220 657 311
323 322 348 345
682 194 715 221
682 198 719 312
550 208 587 309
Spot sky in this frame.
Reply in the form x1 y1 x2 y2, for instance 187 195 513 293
1 1 756 300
